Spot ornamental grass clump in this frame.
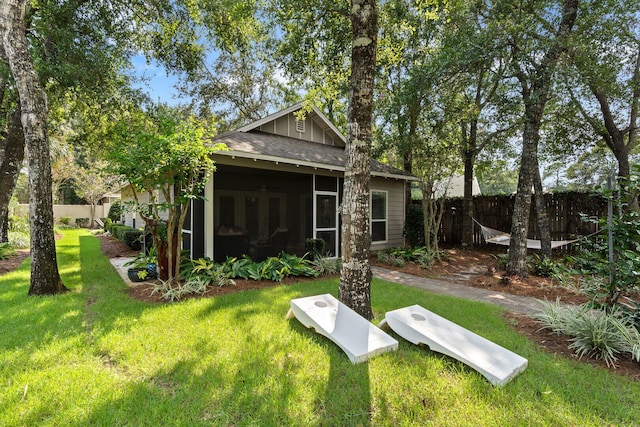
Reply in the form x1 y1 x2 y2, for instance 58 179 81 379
311 256 341 275
534 300 640 367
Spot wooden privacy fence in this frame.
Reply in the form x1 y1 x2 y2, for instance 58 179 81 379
437 192 608 248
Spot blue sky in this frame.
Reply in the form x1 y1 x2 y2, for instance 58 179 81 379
131 55 190 106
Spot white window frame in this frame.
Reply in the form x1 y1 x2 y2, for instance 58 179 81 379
313 175 340 257
370 190 388 243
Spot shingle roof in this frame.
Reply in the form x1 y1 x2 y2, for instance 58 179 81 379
212 130 414 180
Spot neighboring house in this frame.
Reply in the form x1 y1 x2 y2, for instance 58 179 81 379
434 175 482 198
121 186 169 228
124 102 416 261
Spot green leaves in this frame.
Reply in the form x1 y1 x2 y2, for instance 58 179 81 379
534 300 640 366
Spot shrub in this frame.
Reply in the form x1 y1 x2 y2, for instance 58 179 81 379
376 251 405 267
312 256 341 275
188 257 236 287
304 238 325 260
111 225 129 240
122 229 143 250
403 203 425 248
0 242 17 260
381 246 446 269
59 216 72 226
75 218 90 228
534 300 640 367
218 255 254 280
492 252 509 270
151 278 215 302
107 200 123 222
569 168 640 312
8 215 28 234
8 231 29 249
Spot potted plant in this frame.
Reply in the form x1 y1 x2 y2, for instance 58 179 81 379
124 247 157 282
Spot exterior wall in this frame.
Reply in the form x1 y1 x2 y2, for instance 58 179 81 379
120 186 169 229
370 177 406 251
258 112 337 146
200 159 408 261
14 204 108 227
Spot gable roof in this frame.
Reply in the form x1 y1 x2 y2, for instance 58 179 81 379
236 102 346 146
212 104 415 181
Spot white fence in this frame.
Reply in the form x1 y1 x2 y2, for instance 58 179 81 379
13 203 112 228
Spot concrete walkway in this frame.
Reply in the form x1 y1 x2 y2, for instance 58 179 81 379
372 266 545 315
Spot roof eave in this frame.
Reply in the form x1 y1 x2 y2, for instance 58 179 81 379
213 150 416 181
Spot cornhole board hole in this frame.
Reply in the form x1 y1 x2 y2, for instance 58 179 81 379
286 294 398 364
379 305 527 386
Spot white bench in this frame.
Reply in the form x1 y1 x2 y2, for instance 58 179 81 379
287 294 398 364
379 305 527 386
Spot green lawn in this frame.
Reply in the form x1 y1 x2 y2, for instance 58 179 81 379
1 229 638 426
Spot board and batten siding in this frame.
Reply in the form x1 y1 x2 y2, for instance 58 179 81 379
370 177 406 251
121 186 169 228
257 112 337 146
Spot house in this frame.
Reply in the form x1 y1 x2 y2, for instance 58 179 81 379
434 175 482 198
181 103 414 261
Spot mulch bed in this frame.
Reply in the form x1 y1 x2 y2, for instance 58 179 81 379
0 250 29 275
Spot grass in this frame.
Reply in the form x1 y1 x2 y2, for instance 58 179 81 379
1 229 639 426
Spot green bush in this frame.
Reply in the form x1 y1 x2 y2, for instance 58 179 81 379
75 218 90 228
403 203 425 248
8 215 29 234
0 242 17 260
151 277 214 302
376 251 405 267
492 252 509 270
304 238 325 260
8 231 29 249
535 300 640 367
122 229 143 250
184 252 318 285
109 224 122 238
107 200 123 222
568 168 640 315
59 216 72 225
379 246 446 270
311 256 341 275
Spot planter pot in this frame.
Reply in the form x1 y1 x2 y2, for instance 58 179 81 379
127 268 148 282
146 263 157 280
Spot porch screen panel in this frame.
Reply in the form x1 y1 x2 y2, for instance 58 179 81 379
315 175 337 192
220 196 235 226
316 231 337 257
245 196 259 240
316 195 337 228
191 197 205 259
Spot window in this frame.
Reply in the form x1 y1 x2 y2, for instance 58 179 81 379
371 191 387 242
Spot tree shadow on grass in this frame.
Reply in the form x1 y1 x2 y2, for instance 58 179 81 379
75 315 305 425
286 308 373 426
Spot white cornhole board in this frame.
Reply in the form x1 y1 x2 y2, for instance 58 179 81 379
379 305 527 386
286 294 398 364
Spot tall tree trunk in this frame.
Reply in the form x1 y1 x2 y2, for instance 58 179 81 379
461 120 476 248
404 98 418 209
506 0 578 276
507 120 538 276
533 161 551 257
1 0 66 295
339 0 378 320
0 105 25 242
